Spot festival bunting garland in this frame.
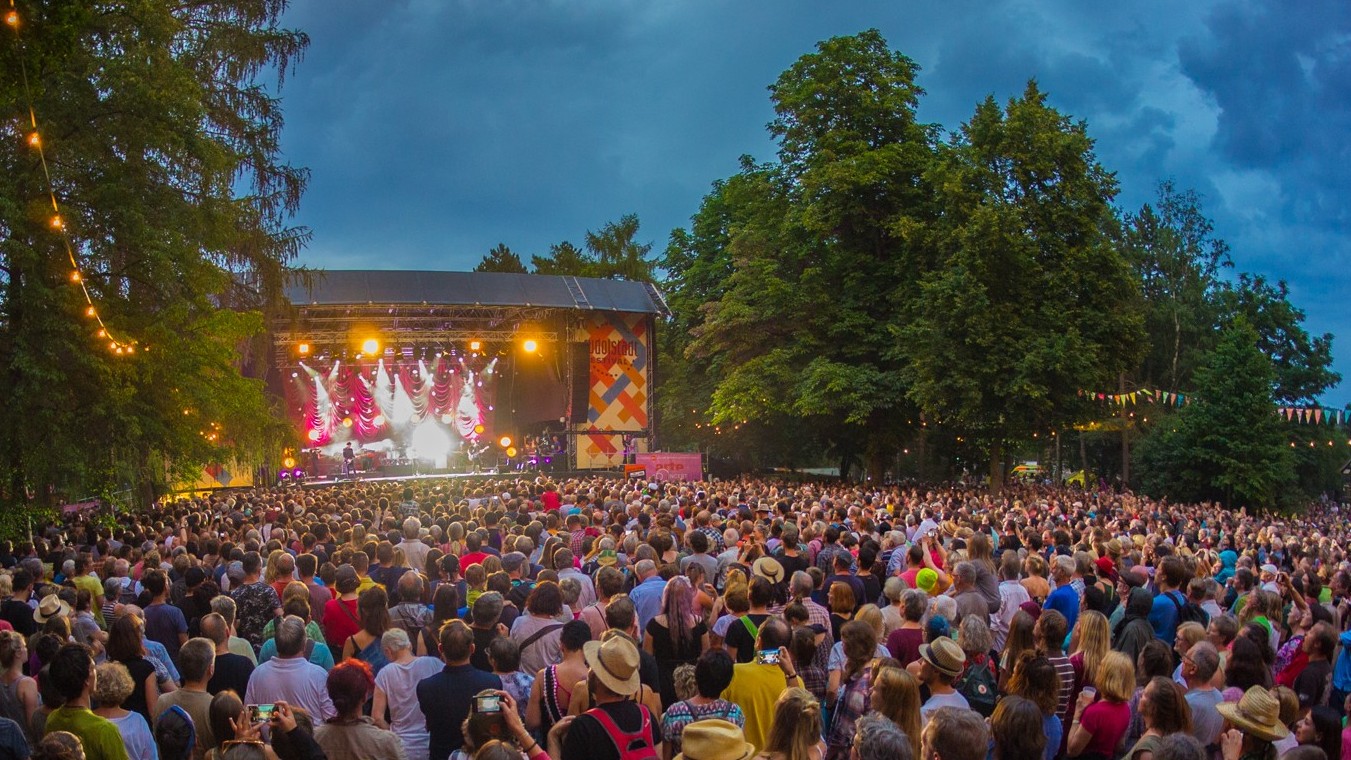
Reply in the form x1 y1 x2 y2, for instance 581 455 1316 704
1077 389 1349 426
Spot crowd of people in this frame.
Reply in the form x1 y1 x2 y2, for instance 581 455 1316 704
0 474 1349 760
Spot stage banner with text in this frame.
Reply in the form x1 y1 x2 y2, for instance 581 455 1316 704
634 452 703 482
575 313 649 468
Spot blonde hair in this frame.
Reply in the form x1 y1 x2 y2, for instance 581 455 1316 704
762 688 823 760
1095 651 1135 702
282 581 311 605
854 604 884 639
94 661 135 707
872 667 922 758
1070 610 1111 685
1175 622 1206 652
264 549 285 583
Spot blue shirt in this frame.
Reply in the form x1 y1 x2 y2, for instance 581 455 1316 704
629 576 668 632
418 663 502 760
1332 629 1351 691
1149 589 1184 645
1044 584 1080 633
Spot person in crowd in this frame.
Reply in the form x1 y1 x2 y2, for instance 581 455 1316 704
202 613 254 698
853 713 912 760
106 613 162 726
869 665 922 760
486 637 533 722
418 620 503 760
373 627 444 760
152 637 216 760
989 696 1046 760
723 617 801 753
1066 650 1135 760
323 565 363 658
1180 642 1224 750
207 595 258 666
660 649 744 756
919 707 987 760
559 633 661 760
727 578 776 664
1291 706 1341 760
526 619 591 735
45 644 129 760
0 630 37 739
244 616 336 722
1045 556 1080 632
314 658 407 760
756 687 824 760
1126 677 1194 760
917 636 967 723
1217 686 1288 760
342 585 392 674
230 552 281 652
142 570 189 663
1004 653 1064 760
511 581 567 676
92 662 156 760
824 621 877 760
644 576 709 709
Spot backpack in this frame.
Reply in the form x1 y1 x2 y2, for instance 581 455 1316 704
586 704 659 760
954 653 998 717
1166 590 1210 627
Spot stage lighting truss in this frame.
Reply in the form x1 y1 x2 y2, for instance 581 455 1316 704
273 304 560 365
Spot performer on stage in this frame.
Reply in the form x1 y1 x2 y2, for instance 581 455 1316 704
341 441 356 478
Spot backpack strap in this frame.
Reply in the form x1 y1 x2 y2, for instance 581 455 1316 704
586 704 653 758
739 615 759 640
519 623 564 653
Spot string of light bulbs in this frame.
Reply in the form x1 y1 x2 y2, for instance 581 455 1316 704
6 1 138 355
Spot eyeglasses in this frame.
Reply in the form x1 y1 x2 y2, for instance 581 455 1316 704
222 740 265 750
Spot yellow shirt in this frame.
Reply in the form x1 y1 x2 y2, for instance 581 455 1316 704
721 662 801 753
356 574 377 594
73 574 106 626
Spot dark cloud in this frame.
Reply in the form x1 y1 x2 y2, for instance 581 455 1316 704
274 1 1348 403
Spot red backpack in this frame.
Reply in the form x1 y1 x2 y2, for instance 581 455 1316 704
586 704 659 760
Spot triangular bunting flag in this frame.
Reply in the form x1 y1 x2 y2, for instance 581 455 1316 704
1315 409 1323 424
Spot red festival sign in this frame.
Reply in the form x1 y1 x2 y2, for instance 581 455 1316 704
633 452 703 482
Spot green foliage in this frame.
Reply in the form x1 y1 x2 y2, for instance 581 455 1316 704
1119 181 1232 391
474 244 528 274
0 0 307 507
1135 320 1295 508
901 83 1145 475
527 215 657 283
531 241 592 277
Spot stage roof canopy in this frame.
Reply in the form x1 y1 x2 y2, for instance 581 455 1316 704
286 270 667 315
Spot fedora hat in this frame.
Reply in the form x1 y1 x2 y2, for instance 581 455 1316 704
34 594 72 624
1217 687 1290 742
919 636 966 678
583 633 641 696
675 719 756 760
752 557 784 584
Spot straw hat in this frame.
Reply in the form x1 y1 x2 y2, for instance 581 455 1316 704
34 594 72 624
583 633 641 696
919 636 966 678
752 557 784 584
1217 687 1290 742
674 719 756 760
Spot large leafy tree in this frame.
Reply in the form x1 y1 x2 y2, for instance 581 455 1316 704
474 243 528 273
1135 320 1294 508
1119 181 1232 391
901 83 1145 488
687 30 935 477
0 0 307 507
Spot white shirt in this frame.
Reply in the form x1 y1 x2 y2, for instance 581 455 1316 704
245 655 335 721
375 656 445 760
993 579 1032 651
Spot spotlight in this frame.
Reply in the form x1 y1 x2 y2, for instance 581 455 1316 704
499 436 512 448
523 339 538 353
373 415 385 426
470 340 482 352
283 456 296 469
298 343 310 355
505 446 518 458
362 338 379 354
342 417 353 428
473 424 485 435
307 429 321 441
441 413 452 425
